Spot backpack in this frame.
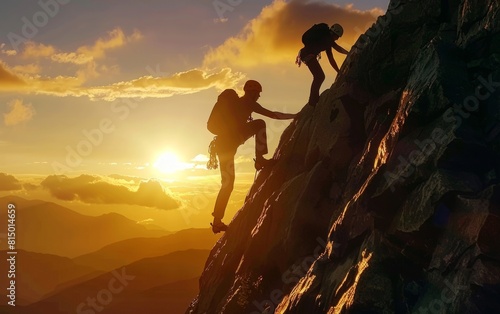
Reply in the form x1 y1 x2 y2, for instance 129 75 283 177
302 23 330 47
207 89 240 135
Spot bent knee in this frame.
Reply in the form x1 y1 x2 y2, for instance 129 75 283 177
254 119 266 128
314 72 325 83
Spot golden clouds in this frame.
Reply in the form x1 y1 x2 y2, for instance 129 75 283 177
3 99 35 126
0 27 242 100
51 52 94 65
76 28 143 60
20 28 142 65
0 28 143 97
0 1 384 101
163 68 237 89
203 0 382 68
20 41 92 64
28 75 84 97
23 67 242 101
41 174 180 210
87 68 243 101
0 173 182 210
0 43 17 56
0 173 22 191
12 63 41 75
0 62 26 87
84 68 242 101
22 42 56 59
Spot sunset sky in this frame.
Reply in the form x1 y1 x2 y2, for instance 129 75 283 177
0 0 389 230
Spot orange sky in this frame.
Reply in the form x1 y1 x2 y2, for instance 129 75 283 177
0 0 388 230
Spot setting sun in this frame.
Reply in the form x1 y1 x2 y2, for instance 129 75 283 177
154 152 190 174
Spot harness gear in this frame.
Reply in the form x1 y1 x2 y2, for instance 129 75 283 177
296 50 321 67
207 136 218 170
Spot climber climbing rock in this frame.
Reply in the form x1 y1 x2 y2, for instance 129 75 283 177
296 23 349 107
207 80 297 233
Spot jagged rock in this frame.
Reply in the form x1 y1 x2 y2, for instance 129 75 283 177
187 0 500 313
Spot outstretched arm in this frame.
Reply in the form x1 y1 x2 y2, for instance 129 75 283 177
332 42 349 54
326 48 340 73
254 106 296 120
271 112 297 119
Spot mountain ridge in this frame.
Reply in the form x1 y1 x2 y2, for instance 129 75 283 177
0 196 170 257
21 249 210 314
0 249 102 306
72 228 218 271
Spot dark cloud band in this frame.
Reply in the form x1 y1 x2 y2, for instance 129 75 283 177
41 174 180 210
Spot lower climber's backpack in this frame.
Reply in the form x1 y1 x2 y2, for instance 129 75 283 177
207 89 240 135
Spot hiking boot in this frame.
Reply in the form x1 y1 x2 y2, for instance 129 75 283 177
253 157 276 170
210 221 228 234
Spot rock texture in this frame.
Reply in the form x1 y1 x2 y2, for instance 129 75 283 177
187 0 500 313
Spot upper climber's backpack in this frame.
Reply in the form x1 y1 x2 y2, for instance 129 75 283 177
302 23 330 46
207 89 240 135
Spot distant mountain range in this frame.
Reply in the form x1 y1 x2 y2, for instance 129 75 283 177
73 228 217 271
13 249 209 314
0 250 103 305
0 196 219 313
0 196 170 258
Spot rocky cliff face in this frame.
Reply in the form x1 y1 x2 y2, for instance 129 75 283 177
187 0 500 313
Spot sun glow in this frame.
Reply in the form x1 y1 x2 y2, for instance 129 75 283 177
153 152 190 174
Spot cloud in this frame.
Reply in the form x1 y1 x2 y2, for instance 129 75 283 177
3 99 36 126
20 28 142 65
0 62 26 87
76 28 143 60
1 43 17 56
12 63 41 75
0 26 243 100
108 174 144 184
82 67 243 101
23 183 38 191
17 67 242 101
51 52 94 65
0 173 23 191
203 0 382 68
20 41 92 64
43 28 141 65
41 174 180 210
0 67 242 101
22 42 56 59
2 46 241 101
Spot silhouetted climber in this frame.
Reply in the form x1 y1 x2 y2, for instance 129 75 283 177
296 23 349 107
206 80 296 233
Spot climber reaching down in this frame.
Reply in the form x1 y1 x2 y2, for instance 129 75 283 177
297 23 349 107
206 80 296 234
